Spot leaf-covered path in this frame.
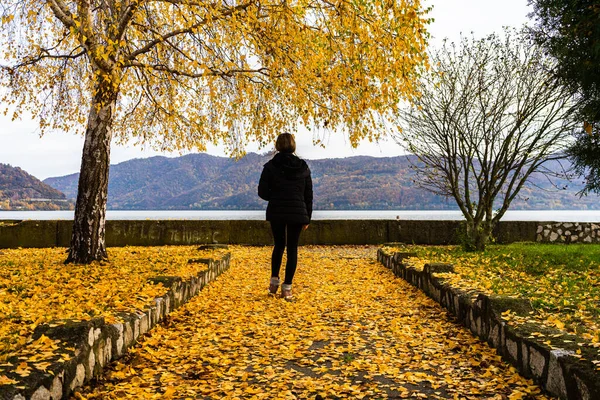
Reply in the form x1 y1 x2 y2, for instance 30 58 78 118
78 246 548 399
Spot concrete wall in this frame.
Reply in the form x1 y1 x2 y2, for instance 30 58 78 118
0 219 546 248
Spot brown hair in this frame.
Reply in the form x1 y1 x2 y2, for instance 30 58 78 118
275 132 296 153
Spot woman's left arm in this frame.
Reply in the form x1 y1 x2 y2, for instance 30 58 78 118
304 170 313 221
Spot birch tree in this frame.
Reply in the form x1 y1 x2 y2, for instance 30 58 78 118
0 0 430 263
397 31 577 250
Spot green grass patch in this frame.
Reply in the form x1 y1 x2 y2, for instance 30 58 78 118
385 243 600 347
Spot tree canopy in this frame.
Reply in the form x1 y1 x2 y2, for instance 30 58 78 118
1 0 430 263
529 0 600 194
1 0 430 153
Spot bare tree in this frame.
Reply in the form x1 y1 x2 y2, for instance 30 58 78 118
397 30 577 250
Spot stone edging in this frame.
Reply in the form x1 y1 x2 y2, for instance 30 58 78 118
378 249 600 400
0 253 231 400
537 222 600 244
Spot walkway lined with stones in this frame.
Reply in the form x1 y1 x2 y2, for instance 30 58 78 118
77 246 549 399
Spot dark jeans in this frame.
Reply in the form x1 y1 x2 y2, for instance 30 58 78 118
270 221 304 285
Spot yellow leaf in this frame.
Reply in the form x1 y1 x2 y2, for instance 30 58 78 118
0 375 18 385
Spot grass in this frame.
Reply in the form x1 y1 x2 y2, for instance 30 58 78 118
383 243 600 347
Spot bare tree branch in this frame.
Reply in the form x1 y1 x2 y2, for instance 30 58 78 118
125 1 254 61
8 48 86 69
123 60 270 78
396 30 577 250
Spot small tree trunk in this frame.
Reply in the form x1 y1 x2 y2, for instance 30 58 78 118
473 219 493 251
462 220 476 251
66 79 117 264
473 229 487 251
463 218 493 251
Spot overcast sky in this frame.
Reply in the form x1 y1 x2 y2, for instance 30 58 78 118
0 0 534 179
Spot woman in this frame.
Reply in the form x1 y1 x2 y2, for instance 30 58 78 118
258 133 313 300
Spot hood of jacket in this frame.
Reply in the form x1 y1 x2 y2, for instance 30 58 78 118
267 152 310 179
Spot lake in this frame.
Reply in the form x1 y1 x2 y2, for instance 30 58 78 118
1 210 600 222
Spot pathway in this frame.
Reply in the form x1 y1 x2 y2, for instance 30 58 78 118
77 246 548 399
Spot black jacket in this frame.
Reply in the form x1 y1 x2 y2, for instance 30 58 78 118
258 152 313 224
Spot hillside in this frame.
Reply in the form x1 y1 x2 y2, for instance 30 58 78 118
44 153 600 210
0 164 73 210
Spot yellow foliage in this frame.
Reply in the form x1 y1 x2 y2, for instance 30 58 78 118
0 0 431 154
0 246 225 361
76 246 547 399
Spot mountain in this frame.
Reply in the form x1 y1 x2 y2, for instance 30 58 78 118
43 153 600 210
0 163 73 210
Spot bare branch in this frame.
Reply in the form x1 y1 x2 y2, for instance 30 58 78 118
125 1 254 61
9 48 86 69
123 61 270 79
396 30 577 249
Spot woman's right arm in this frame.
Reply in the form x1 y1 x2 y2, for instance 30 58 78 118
258 167 271 201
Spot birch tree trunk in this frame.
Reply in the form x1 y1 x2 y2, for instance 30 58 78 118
66 79 117 264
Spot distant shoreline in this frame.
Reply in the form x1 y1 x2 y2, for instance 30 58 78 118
1 209 600 222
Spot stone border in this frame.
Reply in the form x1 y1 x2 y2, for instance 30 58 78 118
0 253 231 400
537 222 600 244
378 249 600 400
